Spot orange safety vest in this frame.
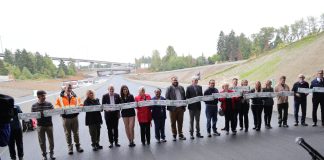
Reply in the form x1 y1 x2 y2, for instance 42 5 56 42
55 95 83 108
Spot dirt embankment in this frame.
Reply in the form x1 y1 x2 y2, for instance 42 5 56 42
127 61 245 86
0 72 89 98
127 33 324 87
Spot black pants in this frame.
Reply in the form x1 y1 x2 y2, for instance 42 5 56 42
252 105 263 128
278 103 289 125
239 102 249 129
9 129 24 159
153 119 165 140
224 107 237 132
264 105 273 126
105 111 119 144
312 98 324 124
139 122 150 144
294 100 307 124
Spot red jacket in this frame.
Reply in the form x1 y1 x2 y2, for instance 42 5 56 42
135 94 152 123
219 90 238 112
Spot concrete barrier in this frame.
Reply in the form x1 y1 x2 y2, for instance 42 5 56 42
0 75 10 82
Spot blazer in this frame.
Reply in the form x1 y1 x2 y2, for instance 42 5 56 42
186 85 203 110
165 85 186 111
102 93 121 115
310 78 324 100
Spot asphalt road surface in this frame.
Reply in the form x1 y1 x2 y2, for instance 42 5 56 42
1 76 324 160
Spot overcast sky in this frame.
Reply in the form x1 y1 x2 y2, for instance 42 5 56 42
0 0 323 63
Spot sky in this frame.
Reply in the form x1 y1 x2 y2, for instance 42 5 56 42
0 0 323 63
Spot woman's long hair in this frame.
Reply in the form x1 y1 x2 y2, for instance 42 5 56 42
120 85 130 99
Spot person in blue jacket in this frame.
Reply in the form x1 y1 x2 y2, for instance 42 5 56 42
151 88 167 143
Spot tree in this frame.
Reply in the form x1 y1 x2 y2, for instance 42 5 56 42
17 49 36 74
297 19 307 38
225 30 238 61
150 50 162 71
57 68 66 78
58 59 68 75
35 52 45 73
307 16 318 35
20 67 33 79
259 27 275 51
43 54 57 77
273 34 283 48
290 23 299 41
0 59 9 75
196 53 208 66
320 13 324 31
278 25 290 43
208 54 221 64
67 60 77 75
238 33 252 59
217 31 226 61
4 49 14 65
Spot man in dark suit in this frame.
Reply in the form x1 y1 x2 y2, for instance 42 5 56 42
292 74 309 126
102 85 121 148
186 76 203 139
165 76 187 141
310 70 324 127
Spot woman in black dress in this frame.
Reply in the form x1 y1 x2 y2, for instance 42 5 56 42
120 85 136 147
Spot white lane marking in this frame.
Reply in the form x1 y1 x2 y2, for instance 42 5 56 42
14 79 110 105
15 91 61 105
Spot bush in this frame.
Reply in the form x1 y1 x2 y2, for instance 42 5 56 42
21 67 33 79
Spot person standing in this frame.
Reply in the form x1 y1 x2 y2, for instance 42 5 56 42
151 88 167 143
55 84 84 155
135 87 152 145
250 81 263 131
186 76 204 139
262 80 274 129
239 80 250 132
275 76 290 128
219 83 238 135
32 90 55 160
0 94 15 160
84 90 103 151
310 70 324 127
9 105 24 160
102 85 121 148
165 76 187 141
120 85 136 147
222 78 239 131
292 74 310 126
204 79 221 137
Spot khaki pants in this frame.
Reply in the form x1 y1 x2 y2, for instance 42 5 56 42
62 117 80 150
37 126 54 156
169 107 185 136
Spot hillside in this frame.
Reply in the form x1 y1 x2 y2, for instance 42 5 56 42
127 33 324 87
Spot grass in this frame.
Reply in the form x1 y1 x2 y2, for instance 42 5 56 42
205 32 324 82
204 64 240 79
239 55 281 81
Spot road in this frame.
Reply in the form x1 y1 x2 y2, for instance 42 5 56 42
1 76 324 160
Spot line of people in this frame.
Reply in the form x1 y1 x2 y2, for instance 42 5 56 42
5 69 324 160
